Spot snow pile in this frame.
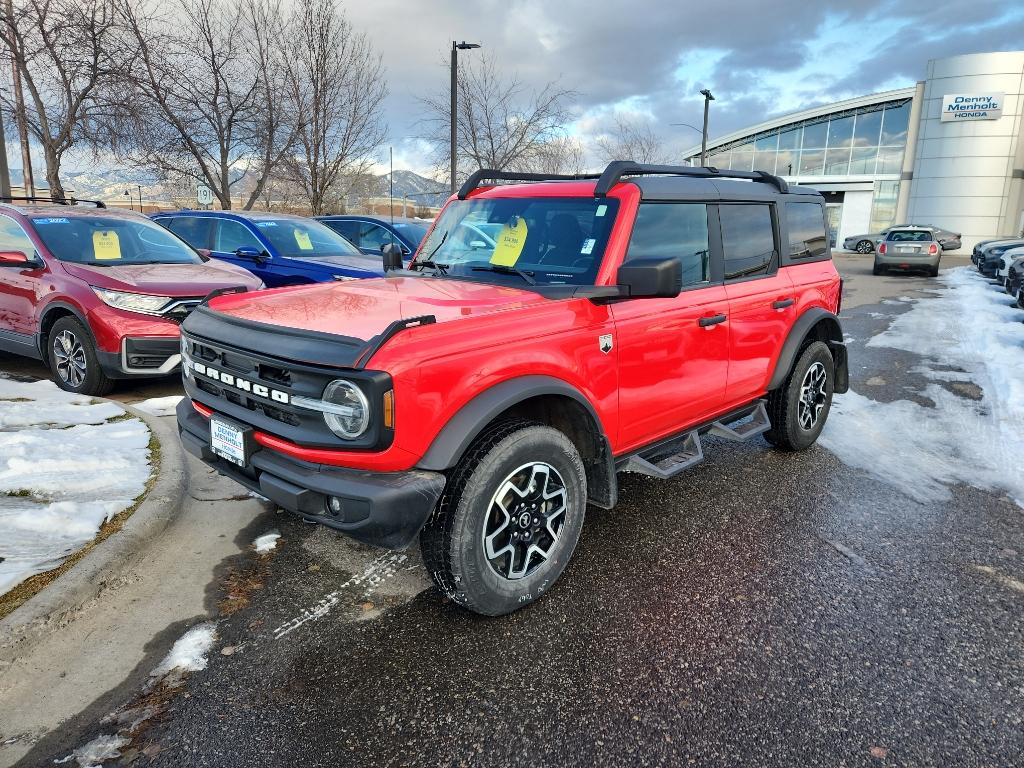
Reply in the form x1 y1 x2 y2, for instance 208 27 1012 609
0 375 151 595
821 268 1024 506
150 622 218 678
254 530 281 554
0 376 122 428
133 395 183 417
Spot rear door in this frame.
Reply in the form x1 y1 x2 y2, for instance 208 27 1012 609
162 215 214 253
0 214 46 344
612 202 730 452
720 202 795 403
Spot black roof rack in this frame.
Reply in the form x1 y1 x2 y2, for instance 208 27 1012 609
455 161 790 199
457 169 602 199
594 161 789 196
0 195 107 208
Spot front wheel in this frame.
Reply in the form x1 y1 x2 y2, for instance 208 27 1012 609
48 317 114 396
420 420 587 616
765 341 834 451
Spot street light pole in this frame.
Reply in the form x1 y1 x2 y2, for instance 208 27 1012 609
450 41 481 195
699 88 715 167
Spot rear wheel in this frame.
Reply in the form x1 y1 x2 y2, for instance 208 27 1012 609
420 420 587 616
765 341 834 451
47 317 114 396
856 240 874 254
930 262 940 277
872 261 884 276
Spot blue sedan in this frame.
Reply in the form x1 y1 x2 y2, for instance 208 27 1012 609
151 211 385 286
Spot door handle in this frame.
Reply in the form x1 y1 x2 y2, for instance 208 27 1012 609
772 298 795 309
698 313 727 327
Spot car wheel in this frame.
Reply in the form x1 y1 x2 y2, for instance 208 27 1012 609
765 341 834 452
856 240 874 254
930 263 940 277
872 262 884 276
420 419 587 616
48 317 115 396
1018 287 1024 310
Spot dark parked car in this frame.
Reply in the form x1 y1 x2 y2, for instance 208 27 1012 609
316 215 430 258
152 211 383 287
975 239 1024 278
1005 255 1024 302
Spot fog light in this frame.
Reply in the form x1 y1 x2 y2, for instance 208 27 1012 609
325 496 344 517
130 356 143 365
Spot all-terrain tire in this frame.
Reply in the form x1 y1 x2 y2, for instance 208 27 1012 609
419 419 587 616
47 316 115 396
764 341 834 452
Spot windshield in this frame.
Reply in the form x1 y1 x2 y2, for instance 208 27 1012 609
252 218 361 258
30 215 202 265
415 197 619 286
887 230 932 242
392 221 429 246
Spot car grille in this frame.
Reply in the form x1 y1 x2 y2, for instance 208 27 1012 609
162 299 203 323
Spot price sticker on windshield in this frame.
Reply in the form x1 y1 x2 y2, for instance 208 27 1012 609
93 230 122 260
490 216 528 266
294 230 314 251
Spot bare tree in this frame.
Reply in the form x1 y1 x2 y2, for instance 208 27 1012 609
283 0 386 215
0 0 127 199
527 134 585 175
419 53 576 177
594 115 670 164
115 0 297 209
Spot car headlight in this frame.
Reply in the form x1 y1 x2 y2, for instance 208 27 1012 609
180 335 193 380
92 287 171 315
293 379 370 439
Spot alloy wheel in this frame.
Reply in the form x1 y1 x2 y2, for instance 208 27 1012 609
481 461 567 580
53 329 87 388
856 240 874 254
798 361 828 430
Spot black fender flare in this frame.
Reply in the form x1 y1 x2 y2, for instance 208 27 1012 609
36 300 91 359
768 307 848 393
417 375 606 471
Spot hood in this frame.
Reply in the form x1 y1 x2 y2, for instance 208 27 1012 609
205 276 549 342
300 253 383 273
61 260 262 296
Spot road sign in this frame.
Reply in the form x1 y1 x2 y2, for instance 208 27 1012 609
197 184 213 206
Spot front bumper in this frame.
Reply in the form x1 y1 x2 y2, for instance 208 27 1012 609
177 400 445 549
97 337 181 378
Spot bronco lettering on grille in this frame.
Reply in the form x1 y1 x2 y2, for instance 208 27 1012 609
191 361 290 404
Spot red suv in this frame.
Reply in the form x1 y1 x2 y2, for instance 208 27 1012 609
177 162 848 615
0 200 262 395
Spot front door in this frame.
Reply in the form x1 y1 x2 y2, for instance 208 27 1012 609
0 214 47 347
211 219 273 283
612 202 730 453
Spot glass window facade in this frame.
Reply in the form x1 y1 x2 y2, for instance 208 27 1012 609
869 180 900 232
693 99 911 179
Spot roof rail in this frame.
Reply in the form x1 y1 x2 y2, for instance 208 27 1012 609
594 161 789 196
457 169 602 199
0 195 107 208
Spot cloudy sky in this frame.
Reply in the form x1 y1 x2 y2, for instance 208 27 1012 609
350 0 1024 176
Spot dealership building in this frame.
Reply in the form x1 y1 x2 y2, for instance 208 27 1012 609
684 51 1024 251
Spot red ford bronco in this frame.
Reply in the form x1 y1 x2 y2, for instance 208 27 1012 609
177 162 848 615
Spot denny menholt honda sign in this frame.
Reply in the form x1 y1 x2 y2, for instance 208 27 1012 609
941 93 1004 122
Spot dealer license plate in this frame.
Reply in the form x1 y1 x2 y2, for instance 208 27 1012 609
211 417 248 466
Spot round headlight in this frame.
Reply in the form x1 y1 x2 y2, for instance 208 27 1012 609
322 379 370 439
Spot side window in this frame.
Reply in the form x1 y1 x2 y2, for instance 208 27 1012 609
0 216 37 256
785 202 827 260
719 204 776 280
625 203 710 287
214 219 261 253
165 217 214 250
325 220 360 244
358 222 395 252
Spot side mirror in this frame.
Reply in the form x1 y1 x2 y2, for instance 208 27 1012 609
616 257 682 298
0 250 32 266
381 242 404 272
235 246 267 262
195 248 212 261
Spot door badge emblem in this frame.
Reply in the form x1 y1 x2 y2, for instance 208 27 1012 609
599 334 613 354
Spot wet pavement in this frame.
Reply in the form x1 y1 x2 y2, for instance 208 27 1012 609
11 254 1024 767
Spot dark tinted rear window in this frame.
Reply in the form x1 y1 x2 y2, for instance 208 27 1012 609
785 202 827 259
163 216 214 249
720 204 776 280
887 230 932 242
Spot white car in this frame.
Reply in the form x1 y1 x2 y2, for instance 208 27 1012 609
997 245 1024 285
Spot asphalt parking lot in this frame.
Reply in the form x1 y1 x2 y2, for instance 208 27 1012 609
9 252 1024 768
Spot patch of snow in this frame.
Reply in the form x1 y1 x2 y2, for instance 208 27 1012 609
54 733 128 767
254 531 280 554
0 376 122 428
0 375 151 595
150 622 217 678
132 395 183 417
821 268 1024 506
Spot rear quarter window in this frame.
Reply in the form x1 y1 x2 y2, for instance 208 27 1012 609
785 201 828 260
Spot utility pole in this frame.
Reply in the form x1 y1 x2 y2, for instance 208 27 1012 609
137 184 143 213
5 0 33 197
699 88 715 167
450 40 481 195
0 106 11 198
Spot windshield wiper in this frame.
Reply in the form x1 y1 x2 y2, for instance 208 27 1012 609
412 259 449 275
471 264 536 285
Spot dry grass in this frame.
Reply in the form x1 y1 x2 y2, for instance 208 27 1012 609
0 429 162 621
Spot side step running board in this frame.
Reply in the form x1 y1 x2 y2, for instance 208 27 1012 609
620 400 772 480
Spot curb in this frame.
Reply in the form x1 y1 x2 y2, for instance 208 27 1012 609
0 402 189 661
